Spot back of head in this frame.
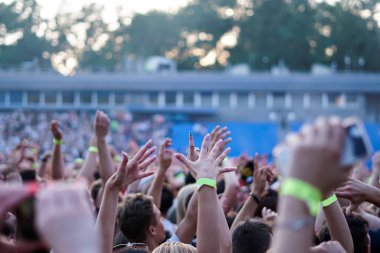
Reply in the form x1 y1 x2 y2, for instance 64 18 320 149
176 184 197 224
152 242 197 253
232 219 272 253
317 213 369 253
119 193 155 242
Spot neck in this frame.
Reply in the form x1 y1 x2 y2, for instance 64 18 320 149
144 237 159 252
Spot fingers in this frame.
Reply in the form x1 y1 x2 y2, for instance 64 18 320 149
209 139 224 160
175 153 193 171
139 155 157 170
214 147 231 165
218 167 236 175
133 139 153 162
200 134 211 159
137 170 156 180
253 153 259 177
139 146 157 163
346 203 359 215
189 132 195 161
159 138 172 156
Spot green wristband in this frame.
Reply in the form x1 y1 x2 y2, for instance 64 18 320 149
196 178 217 190
53 139 63 145
280 178 322 217
88 146 99 153
322 194 337 207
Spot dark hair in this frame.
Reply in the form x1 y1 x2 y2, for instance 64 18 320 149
317 213 369 253
160 186 174 216
119 193 155 242
232 219 272 253
253 189 278 217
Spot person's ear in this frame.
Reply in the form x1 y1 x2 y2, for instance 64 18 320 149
148 224 157 236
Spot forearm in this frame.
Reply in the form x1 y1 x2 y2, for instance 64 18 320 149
78 136 98 184
369 167 380 188
37 162 48 178
323 199 353 253
220 172 239 214
273 196 315 253
197 187 220 253
97 138 114 184
51 145 64 180
217 197 232 253
230 197 258 233
366 185 380 207
147 170 165 209
176 192 198 243
96 183 119 253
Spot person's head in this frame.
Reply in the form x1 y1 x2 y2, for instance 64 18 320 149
232 219 272 253
152 242 197 253
253 189 278 217
176 184 197 224
119 193 165 246
317 213 370 253
113 243 149 253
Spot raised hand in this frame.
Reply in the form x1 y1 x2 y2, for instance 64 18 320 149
286 117 349 195
50 120 63 140
158 138 173 172
107 140 157 190
188 132 198 162
262 207 278 227
36 183 100 253
210 126 232 151
335 178 372 214
176 134 234 180
94 111 109 140
251 153 269 197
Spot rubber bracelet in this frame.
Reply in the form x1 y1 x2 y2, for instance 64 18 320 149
88 146 99 153
249 192 261 204
196 178 217 190
280 178 322 217
322 194 338 207
53 139 63 145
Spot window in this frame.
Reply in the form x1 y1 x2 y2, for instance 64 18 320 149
346 94 358 107
310 93 321 108
27 92 40 104
147 92 159 106
201 92 212 107
165 92 176 106
129 92 144 106
97 92 109 105
0 92 5 104
62 92 74 104
10 91 22 104
219 93 230 108
273 92 285 108
237 93 248 108
115 93 127 105
255 92 266 108
45 92 57 104
183 92 194 106
328 93 344 108
80 92 92 105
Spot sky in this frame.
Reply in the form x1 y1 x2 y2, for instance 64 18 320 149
36 0 190 20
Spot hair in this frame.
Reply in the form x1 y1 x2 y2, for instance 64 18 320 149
317 213 369 253
119 249 148 253
118 193 156 242
176 184 197 224
152 242 197 253
232 219 272 253
253 189 278 217
160 186 174 216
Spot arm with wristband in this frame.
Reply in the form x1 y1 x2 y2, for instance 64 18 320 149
77 135 98 185
176 134 234 253
273 117 351 253
230 153 267 233
318 193 354 253
50 120 65 180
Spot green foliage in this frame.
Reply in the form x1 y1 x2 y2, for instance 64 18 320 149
0 0 379 72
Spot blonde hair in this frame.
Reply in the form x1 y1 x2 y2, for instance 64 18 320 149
153 242 197 253
176 184 197 224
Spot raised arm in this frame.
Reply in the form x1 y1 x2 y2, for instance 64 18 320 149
176 134 234 253
148 138 171 209
273 118 350 253
230 154 268 233
96 140 156 253
321 193 354 253
77 135 98 184
336 177 380 212
95 111 115 184
369 152 380 188
50 120 65 180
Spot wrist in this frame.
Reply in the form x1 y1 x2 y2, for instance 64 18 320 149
196 178 217 190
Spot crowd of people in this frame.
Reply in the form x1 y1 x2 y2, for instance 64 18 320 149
1 110 380 253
